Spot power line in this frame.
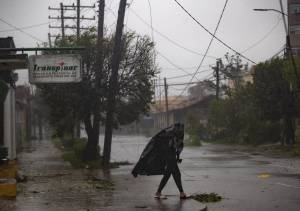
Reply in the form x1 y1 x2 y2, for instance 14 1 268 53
0 21 56 33
128 0 135 8
169 86 186 91
0 17 45 43
163 72 214 87
162 69 212 80
241 15 282 53
268 44 286 60
173 0 256 64
161 64 210 70
158 81 210 86
169 0 229 106
158 15 283 80
123 7 218 83
129 8 218 59
107 5 219 83
157 51 199 80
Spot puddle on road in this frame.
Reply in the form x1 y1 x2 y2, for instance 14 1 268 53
188 155 250 162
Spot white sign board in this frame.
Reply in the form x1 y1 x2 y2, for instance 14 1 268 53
29 54 82 83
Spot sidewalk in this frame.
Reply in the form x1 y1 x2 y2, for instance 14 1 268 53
0 139 205 211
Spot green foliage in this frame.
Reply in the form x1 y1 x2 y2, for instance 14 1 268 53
207 58 298 146
185 134 202 146
39 28 157 161
39 30 157 149
54 137 130 168
293 143 300 156
59 137 102 169
185 112 205 146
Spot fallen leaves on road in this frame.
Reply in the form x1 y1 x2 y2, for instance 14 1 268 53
192 193 222 203
69 179 115 191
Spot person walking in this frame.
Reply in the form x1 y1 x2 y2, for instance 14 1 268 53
132 123 188 199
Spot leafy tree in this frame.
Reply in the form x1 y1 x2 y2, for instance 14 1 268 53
207 58 297 146
38 30 157 161
253 58 296 145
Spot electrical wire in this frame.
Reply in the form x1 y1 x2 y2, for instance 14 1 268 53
161 65 210 71
155 72 214 88
268 44 286 60
129 8 218 59
173 0 256 64
169 0 229 106
169 86 186 91
241 15 283 53
157 51 200 80
0 21 56 33
164 69 212 80
161 13 283 81
128 0 135 7
0 17 45 43
107 5 219 83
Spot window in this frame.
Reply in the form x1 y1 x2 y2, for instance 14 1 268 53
289 4 300 14
290 25 300 35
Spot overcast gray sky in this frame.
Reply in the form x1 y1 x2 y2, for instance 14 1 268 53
0 0 287 96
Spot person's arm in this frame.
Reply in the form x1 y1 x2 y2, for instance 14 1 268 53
176 140 183 162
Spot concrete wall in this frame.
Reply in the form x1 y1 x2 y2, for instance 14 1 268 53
3 87 16 160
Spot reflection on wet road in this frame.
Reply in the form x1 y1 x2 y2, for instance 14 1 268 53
0 135 299 211
99 135 300 211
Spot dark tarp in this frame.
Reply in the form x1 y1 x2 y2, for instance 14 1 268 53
132 123 184 177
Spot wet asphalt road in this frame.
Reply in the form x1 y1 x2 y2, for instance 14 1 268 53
0 135 299 211
99 135 300 211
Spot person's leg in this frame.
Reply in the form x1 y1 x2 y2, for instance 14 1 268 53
156 169 171 194
170 159 184 193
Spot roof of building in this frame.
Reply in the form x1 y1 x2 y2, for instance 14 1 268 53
0 37 15 49
151 95 214 113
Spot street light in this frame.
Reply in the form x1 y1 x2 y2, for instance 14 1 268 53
254 7 300 88
253 8 288 17
253 8 288 34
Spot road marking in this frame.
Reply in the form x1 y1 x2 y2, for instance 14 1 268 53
276 183 300 189
258 173 271 179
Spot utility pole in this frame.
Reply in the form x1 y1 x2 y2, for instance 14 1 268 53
213 59 220 100
164 77 169 127
103 0 127 168
49 1 95 42
96 0 105 85
159 76 162 129
60 3 65 40
77 0 80 40
279 0 288 35
48 33 52 47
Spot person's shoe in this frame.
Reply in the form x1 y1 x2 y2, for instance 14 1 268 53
154 192 161 199
180 192 191 199
154 192 167 199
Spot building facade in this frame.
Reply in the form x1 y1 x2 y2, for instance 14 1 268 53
288 0 300 54
0 37 27 160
